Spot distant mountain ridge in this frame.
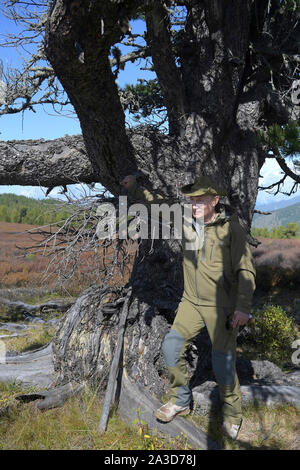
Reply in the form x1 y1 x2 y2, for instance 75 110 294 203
0 193 58 207
255 194 300 212
252 201 300 228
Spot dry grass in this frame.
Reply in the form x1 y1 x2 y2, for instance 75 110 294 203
0 324 55 353
0 385 188 450
0 222 59 289
0 383 298 450
251 237 300 291
252 237 300 269
237 404 300 450
187 403 300 450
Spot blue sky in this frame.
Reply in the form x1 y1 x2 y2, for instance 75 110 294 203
0 10 298 207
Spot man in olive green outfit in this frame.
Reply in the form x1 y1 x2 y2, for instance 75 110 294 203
121 175 256 440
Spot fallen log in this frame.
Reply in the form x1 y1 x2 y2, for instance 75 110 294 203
0 297 75 316
0 333 27 339
0 322 36 332
15 382 85 410
192 380 300 414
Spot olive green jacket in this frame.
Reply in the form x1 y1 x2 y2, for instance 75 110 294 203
127 183 256 314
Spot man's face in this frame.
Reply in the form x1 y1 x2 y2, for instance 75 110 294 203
189 194 219 220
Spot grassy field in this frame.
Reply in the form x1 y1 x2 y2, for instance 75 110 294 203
0 383 190 451
0 222 299 450
187 403 299 450
0 308 299 451
0 381 298 450
0 323 55 353
0 221 55 288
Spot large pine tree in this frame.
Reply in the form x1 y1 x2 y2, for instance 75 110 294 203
0 0 299 443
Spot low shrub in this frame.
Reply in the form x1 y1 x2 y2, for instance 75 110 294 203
248 304 299 367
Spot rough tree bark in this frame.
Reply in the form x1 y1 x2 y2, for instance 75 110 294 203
0 136 97 186
0 0 299 443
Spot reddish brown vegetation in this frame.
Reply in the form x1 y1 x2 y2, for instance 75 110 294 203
0 222 50 287
0 222 137 295
2 222 299 295
252 237 300 267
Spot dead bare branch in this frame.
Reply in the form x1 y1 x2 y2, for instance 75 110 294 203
258 173 287 193
253 209 272 215
276 156 300 184
13 188 138 294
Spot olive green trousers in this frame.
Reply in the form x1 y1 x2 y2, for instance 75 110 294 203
162 298 242 425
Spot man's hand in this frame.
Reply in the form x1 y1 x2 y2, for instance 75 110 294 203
232 311 250 328
120 175 136 191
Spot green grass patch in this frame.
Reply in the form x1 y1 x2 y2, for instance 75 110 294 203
0 386 190 450
0 324 55 353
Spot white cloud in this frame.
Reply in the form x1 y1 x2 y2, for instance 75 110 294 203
259 159 282 185
256 158 300 206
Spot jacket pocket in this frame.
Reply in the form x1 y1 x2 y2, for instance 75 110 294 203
182 262 197 299
207 240 225 268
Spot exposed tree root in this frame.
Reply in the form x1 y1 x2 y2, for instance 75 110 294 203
15 382 85 410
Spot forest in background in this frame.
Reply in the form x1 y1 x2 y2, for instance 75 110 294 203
0 193 299 239
251 223 300 239
0 194 71 227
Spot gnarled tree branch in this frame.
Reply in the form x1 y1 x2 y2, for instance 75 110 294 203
276 156 300 184
145 2 187 136
0 135 98 186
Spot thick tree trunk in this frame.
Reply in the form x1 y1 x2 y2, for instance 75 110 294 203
42 1 264 226
52 273 173 400
44 0 138 195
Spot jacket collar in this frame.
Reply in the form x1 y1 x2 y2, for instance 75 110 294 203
204 209 230 227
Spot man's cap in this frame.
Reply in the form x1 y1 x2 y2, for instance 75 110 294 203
181 176 227 197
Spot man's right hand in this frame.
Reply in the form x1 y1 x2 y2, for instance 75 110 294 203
120 175 137 191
